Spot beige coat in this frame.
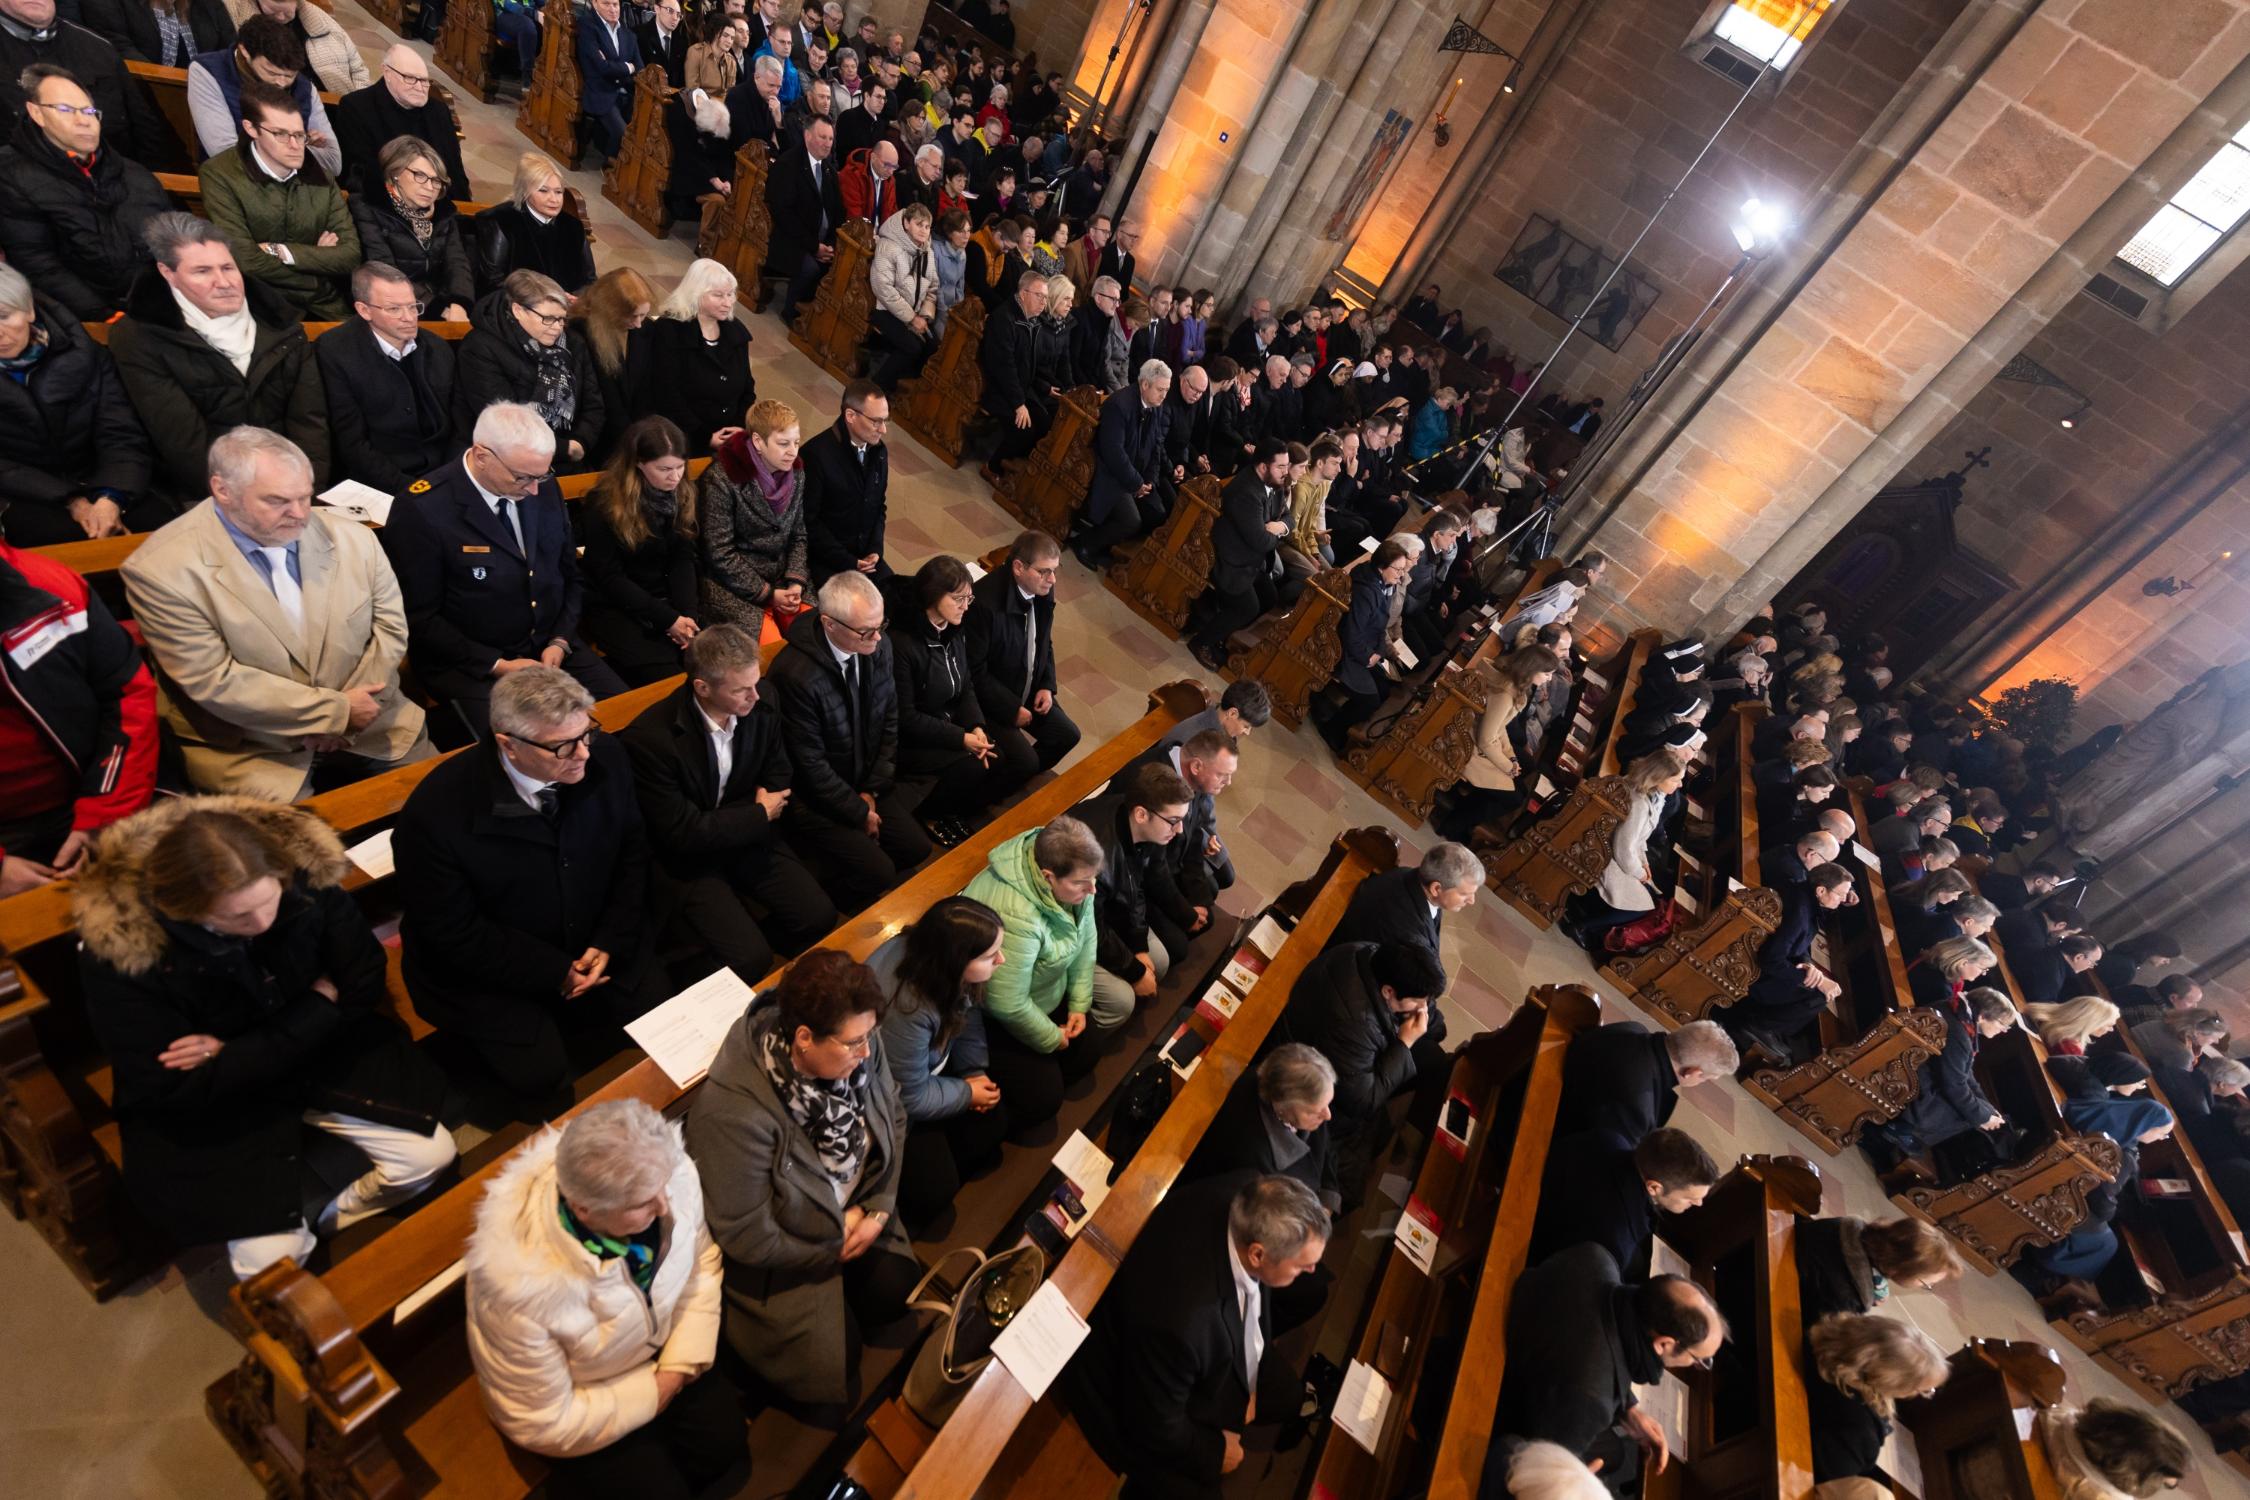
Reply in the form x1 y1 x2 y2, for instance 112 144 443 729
122 500 429 800
1463 676 1531 791
225 0 371 93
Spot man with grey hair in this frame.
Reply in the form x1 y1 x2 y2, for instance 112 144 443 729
1072 273 1121 395
1066 1172 1330 1489
464 1096 743 1489
1183 1043 1340 1211
1074 356 1173 569
1559 1018 1740 1146
765 568 933 905
313 261 458 491
395 664 664 1113
1330 839 1482 956
383 401 625 740
332 44 470 194
123 425 432 799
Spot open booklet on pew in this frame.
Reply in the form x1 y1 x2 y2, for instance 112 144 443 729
319 479 394 526
624 968 760 1089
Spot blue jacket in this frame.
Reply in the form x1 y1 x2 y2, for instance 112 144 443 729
575 11 642 116
1086 386 1170 529
1405 396 1452 460
1332 566 1393 696
869 941 992 1123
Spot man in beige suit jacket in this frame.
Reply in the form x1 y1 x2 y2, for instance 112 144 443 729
123 426 431 801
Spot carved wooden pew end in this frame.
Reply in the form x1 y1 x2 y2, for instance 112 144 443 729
1740 1006 1950 1157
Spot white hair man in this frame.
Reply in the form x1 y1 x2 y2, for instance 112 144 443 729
331 43 471 193
122 426 432 799
1073 355 1173 568
382 402 627 740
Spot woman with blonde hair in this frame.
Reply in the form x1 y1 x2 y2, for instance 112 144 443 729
581 417 703 683
1561 750 1686 950
1030 273 1078 393
699 397 808 630
474 152 596 294
629 259 753 457
2022 996 2121 1057
1806 1312 1950 1480
563 266 655 462
1796 1214 1965 1321
348 136 473 321
1440 645 1561 842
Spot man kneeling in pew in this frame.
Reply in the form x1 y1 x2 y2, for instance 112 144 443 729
1062 1174 1331 1498
1711 860 1855 1066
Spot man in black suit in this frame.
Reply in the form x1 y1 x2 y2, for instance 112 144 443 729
1278 939 1447 1195
1161 362 1216 487
1525 1128 1718 1278
575 0 644 159
1096 217 1138 296
1185 436 1291 669
392 666 664 1112
314 264 456 492
1563 395 1604 440
1327 840 1483 955
1135 726 1239 961
763 568 932 907
763 115 844 318
964 530 1080 775
635 0 687 84
1064 1173 1330 1498
1181 1046 1340 1210
799 380 891 587
978 272 1052 463
1073 359 1172 569
382 403 626 740
834 79 888 161
1556 1019 1739 1147
332 44 470 194
617 623 837 982
1715 862 1854 1060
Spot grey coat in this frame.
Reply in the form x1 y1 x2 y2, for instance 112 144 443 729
698 444 810 628
685 998 911 1404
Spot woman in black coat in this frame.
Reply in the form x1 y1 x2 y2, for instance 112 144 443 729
346 136 475 320
473 152 596 295
0 282 161 546
454 277 607 470
1793 1214 1964 1325
628 258 756 458
74 800 455 1279
0 113 174 321
663 86 738 230
1804 1312 1950 1482
889 555 1006 820
80 0 235 66
579 416 703 684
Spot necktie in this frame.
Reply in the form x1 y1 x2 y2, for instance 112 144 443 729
1241 1279 1264 1397
257 546 304 634
1021 600 1037 703
843 655 862 755
535 786 559 821
500 498 526 556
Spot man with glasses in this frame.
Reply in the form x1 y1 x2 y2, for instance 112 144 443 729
965 528 1080 776
1066 760 1192 1030
332 43 470 194
383 401 625 741
186 13 342 175
197 80 359 318
395 664 666 1116
800 379 892 587
0 0 171 168
314 262 459 490
0 63 170 321
765 568 933 907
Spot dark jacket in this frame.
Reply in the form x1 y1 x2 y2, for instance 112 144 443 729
1555 1022 1678 1146
472 201 596 295
1280 941 1446 1132
454 287 607 462
617 680 796 876
1329 865 1443 956
1492 1243 1661 1467
628 313 756 458
977 295 1043 420
1895 997 1998 1148
1211 465 1287 593
108 270 330 492
762 142 844 276
0 303 154 519
331 80 469 195
1807 1351 1893 1483
1793 1214 1881 1325
1332 564 1394 697
0 19 170 169
887 595 985 774
347 190 476 312
964 563 1057 721
394 734 652 1039
1030 310 1078 396
81 0 233 65
1087 385 1170 530
1163 384 1217 473
0 120 172 320
1067 787 1166 979
765 608 901 827
1526 1130 1653 1276
578 487 699 675
1739 879 1822 1024
1179 1075 1338 1204
575 9 642 117
1064 1172 1292 1492
797 420 889 583
312 316 457 492
77 800 443 1246
663 90 735 211
379 454 587 698
635 16 687 84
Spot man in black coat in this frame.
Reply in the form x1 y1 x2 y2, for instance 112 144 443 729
1067 760 1191 1030
1064 1173 1330 1500
392 665 665 1112
635 0 687 84
0 2 171 170
1277 939 1447 1196
1186 436 1291 669
1327 842 1483 956
1556 1019 1739 1147
1714 862 1855 1059
381 407 626 739
799 381 891 586
763 115 845 319
0 63 172 322
1074 361 1172 569
1525 1127 1718 1278
1134 726 1239 962
1161 362 1217 485
313 265 457 493
964 530 1080 773
978 272 1053 462
0 300 162 546
617 623 837 982
1181 1046 1341 1210
762 569 933 908
330 44 469 194
1868 986 2014 1171
1486 1244 1724 1496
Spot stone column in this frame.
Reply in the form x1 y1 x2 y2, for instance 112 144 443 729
1550 0 2250 637
1095 0 1219 217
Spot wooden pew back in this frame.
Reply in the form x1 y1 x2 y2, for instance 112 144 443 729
1108 475 1223 635
515 0 585 167
601 64 677 236
708 142 776 313
789 216 879 382
895 294 986 467
1898 1340 2070 1500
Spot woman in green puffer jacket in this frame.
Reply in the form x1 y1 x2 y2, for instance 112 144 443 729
959 815 1104 1133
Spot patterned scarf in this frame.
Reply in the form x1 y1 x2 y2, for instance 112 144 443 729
757 1010 871 1192
388 183 436 247
514 321 579 432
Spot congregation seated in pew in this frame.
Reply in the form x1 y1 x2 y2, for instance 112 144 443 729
580 416 705 685
457 269 608 469
475 151 596 294
889 553 1030 820
198 78 359 320
331 43 469 194
0 62 172 323
700 396 811 629
1066 759 1191 1028
346 134 475 322
1804 1310 1952 1484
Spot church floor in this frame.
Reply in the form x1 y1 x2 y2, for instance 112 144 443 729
2 9 2245 1494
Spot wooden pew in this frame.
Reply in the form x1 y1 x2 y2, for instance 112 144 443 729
85 317 472 348
203 683 1210 1499
434 0 502 103
789 217 878 383
1897 1340 2071 1500
868 827 1399 1500
600 64 676 236
1718 702 1766 887
1602 883 1783 1030
1485 773 1633 929
1105 475 1221 635
1224 564 1352 730
361 0 414 41
1594 628 1661 780
707 142 776 314
1319 983 1601 1498
148 173 494 223
515 0 585 168
991 386 1099 541
894 296 986 467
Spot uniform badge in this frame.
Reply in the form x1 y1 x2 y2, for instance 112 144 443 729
408 479 432 493
472 566 488 580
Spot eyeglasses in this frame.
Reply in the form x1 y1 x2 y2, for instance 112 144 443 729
516 304 569 328
30 98 102 120
253 122 309 145
846 406 891 427
477 446 556 487
383 63 431 86
1152 810 1187 831
508 719 602 757
398 164 447 189
364 299 425 317
828 615 887 643
826 1028 875 1055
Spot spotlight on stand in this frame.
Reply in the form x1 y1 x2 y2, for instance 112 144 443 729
1501 59 1521 93
1731 196 1789 255
2058 399 2090 429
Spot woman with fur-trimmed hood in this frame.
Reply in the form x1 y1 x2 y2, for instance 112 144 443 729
74 797 454 1279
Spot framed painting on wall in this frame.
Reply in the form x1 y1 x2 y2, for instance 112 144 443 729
1494 214 1662 351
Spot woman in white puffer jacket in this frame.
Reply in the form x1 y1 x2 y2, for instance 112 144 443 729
465 1099 743 1497
867 202 940 388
